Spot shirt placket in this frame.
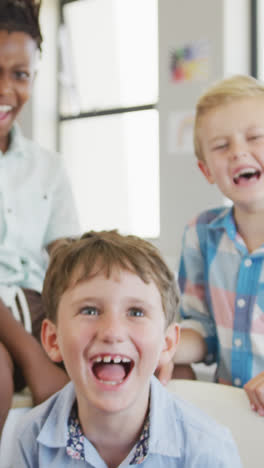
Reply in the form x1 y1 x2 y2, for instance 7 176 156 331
232 255 261 386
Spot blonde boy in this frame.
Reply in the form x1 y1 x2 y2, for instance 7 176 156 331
12 231 241 467
175 74 264 415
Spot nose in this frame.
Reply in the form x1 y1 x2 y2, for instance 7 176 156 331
98 311 125 344
229 139 248 160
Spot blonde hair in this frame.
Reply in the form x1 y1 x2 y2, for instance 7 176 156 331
194 74 264 160
42 230 179 327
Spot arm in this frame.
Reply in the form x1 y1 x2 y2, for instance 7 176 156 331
173 328 207 364
244 371 264 416
156 221 216 385
176 221 217 363
156 329 206 385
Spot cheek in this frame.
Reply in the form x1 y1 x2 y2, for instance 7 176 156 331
17 84 33 106
136 326 165 357
57 328 84 359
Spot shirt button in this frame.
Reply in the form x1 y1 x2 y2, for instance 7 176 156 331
234 338 242 347
237 298 246 308
234 378 242 387
244 258 252 267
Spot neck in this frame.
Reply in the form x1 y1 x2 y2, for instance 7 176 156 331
77 387 150 468
234 205 264 252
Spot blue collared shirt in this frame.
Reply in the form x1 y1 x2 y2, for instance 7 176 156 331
178 206 264 387
0 124 80 293
12 377 242 467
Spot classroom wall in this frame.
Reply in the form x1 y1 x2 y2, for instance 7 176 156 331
19 0 251 271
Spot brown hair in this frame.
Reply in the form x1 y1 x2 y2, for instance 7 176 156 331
42 230 179 327
194 74 264 160
0 0 43 51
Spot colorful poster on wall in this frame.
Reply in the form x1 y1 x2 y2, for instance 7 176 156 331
168 110 195 155
170 39 210 82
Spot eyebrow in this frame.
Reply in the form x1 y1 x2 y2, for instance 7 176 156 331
69 295 155 308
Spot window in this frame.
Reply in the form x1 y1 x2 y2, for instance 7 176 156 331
59 0 159 238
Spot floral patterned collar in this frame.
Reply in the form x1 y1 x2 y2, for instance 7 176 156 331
66 402 150 464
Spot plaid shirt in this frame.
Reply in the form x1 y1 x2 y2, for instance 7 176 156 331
178 206 264 387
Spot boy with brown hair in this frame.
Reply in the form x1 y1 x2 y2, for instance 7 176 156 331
175 74 264 415
12 231 241 467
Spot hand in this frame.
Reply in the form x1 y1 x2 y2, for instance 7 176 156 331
244 371 264 416
155 360 174 386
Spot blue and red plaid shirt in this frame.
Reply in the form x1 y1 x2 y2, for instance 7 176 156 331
178 206 264 387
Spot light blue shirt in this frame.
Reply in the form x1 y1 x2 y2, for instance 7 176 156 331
11 377 242 467
0 124 80 293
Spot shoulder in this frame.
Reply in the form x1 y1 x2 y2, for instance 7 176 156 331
22 136 60 163
182 206 230 249
150 378 241 465
186 206 227 229
152 377 229 439
170 392 231 442
15 382 75 447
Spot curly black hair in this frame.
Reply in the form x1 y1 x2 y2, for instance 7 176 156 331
0 0 42 51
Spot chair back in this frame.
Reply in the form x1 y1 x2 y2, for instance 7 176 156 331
167 379 263 468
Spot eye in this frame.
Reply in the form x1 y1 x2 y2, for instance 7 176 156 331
128 308 144 317
248 134 264 141
212 142 228 151
80 306 98 316
13 70 31 81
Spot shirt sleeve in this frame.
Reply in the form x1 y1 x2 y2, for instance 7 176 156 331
178 221 218 364
43 160 81 247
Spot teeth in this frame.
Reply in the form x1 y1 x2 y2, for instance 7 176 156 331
103 356 111 363
99 379 123 385
113 356 121 363
0 105 12 112
234 168 257 180
94 355 131 364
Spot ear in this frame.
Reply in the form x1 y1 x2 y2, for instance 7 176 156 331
197 160 215 184
41 319 63 363
158 323 180 368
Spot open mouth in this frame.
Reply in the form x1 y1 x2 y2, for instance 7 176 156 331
233 168 261 185
0 105 12 120
91 354 134 386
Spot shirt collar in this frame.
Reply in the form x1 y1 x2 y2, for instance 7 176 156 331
65 401 151 464
206 205 264 255
147 376 182 458
3 124 25 158
207 206 237 241
37 377 182 460
37 381 76 448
